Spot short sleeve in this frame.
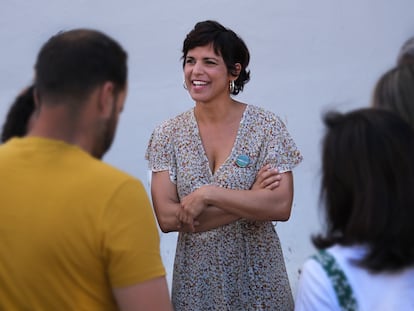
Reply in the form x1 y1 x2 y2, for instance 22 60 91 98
145 123 177 184
262 116 303 173
294 258 340 311
101 179 166 287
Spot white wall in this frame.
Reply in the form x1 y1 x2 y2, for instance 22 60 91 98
1 0 414 296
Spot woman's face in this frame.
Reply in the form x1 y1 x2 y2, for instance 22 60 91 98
183 44 232 104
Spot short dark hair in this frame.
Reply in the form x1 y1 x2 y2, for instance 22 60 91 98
1 85 35 143
35 29 127 105
314 108 414 272
182 20 250 95
372 64 414 129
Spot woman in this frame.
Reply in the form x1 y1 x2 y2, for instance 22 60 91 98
294 108 414 310
146 20 302 310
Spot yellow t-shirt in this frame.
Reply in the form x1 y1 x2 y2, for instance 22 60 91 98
0 137 165 310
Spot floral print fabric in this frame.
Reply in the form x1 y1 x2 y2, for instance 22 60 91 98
146 105 303 310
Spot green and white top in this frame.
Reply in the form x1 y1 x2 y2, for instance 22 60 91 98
295 245 414 311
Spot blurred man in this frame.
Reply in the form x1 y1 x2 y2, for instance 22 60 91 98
0 29 172 311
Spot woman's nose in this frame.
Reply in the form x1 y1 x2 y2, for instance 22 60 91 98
192 61 204 74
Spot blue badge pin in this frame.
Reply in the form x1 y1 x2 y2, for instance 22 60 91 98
235 154 250 168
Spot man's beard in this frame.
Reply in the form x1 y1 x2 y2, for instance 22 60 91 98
92 103 118 159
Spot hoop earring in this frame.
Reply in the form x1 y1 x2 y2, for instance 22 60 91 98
183 80 188 90
229 80 235 93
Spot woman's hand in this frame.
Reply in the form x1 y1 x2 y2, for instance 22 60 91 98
176 165 283 231
176 186 212 231
252 164 281 190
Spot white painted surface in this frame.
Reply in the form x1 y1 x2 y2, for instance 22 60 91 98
1 0 414 296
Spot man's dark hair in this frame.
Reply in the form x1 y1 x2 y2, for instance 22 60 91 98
35 29 127 105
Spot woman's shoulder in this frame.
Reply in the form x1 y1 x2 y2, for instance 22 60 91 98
152 108 193 134
247 104 280 119
245 104 284 127
328 245 367 262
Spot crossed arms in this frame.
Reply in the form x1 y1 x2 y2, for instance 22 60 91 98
151 164 294 233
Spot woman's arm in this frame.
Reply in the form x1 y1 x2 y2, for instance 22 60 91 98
190 206 239 233
151 166 282 233
150 171 186 233
178 171 294 223
251 164 281 190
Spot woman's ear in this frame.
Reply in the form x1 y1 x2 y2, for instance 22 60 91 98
233 63 242 77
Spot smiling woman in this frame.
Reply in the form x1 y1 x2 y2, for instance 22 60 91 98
146 20 303 311
182 44 241 109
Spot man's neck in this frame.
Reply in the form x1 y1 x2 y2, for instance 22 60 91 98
27 105 93 156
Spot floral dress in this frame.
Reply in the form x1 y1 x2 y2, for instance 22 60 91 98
146 105 303 311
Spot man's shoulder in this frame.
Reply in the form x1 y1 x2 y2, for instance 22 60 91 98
80 156 143 190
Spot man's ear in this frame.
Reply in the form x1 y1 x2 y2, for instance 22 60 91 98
33 87 40 109
98 81 115 118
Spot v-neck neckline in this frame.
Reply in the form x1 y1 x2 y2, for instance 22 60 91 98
191 104 249 177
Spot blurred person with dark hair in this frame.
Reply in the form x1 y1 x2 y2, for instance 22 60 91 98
371 64 414 129
397 36 414 65
1 85 36 143
295 108 414 311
